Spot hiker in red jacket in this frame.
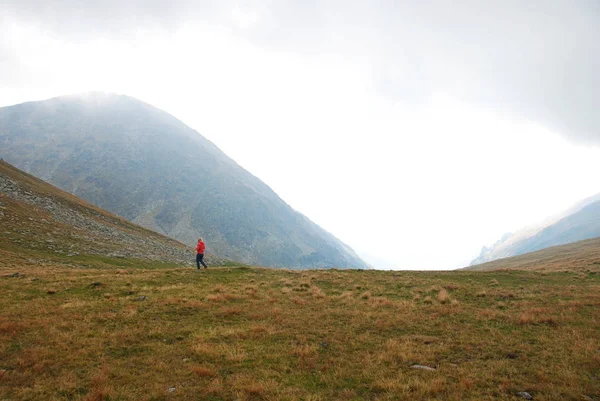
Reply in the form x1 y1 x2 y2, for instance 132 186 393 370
196 238 208 269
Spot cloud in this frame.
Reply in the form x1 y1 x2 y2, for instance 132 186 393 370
1 0 599 145
1 0 221 37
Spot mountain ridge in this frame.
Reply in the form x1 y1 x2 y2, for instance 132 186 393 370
0 92 369 269
464 235 600 271
472 192 600 265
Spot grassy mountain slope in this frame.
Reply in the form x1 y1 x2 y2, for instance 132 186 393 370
472 194 600 265
0 93 368 269
465 236 600 271
0 160 225 267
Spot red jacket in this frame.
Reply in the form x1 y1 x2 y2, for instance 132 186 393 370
196 241 206 254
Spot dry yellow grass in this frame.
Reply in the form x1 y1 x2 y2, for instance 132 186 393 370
0 262 598 401
436 288 450 304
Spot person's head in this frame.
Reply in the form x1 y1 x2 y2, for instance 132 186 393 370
198 237 203 242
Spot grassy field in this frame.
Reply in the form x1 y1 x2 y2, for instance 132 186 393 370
1 259 599 401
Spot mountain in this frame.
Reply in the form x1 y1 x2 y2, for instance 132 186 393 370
0 159 226 266
464 236 600 271
472 193 600 265
0 93 369 269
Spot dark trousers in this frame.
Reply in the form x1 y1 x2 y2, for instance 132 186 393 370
196 253 207 268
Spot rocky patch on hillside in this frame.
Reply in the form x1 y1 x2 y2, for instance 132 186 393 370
0 172 226 266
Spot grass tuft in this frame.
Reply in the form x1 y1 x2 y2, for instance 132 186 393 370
191 365 217 377
437 288 450 304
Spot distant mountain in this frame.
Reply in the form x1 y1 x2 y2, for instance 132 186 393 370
464 236 600 271
0 93 369 269
0 160 225 265
472 193 600 265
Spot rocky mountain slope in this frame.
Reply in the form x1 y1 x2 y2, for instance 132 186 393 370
472 192 600 265
0 93 368 269
0 160 225 266
464 236 600 271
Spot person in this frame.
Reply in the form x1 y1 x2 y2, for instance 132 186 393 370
196 237 208 269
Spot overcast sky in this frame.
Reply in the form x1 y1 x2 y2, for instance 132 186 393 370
1 1 599 269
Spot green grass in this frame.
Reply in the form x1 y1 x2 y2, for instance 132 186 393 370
1 261 599 401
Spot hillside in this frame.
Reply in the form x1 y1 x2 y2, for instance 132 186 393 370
472 193 600 265
0 93 368 269
0 160 224 267
465 236 600 271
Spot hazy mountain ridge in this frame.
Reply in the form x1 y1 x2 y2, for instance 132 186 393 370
464 235 600 271
0 93 369 269
472 193 600 265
